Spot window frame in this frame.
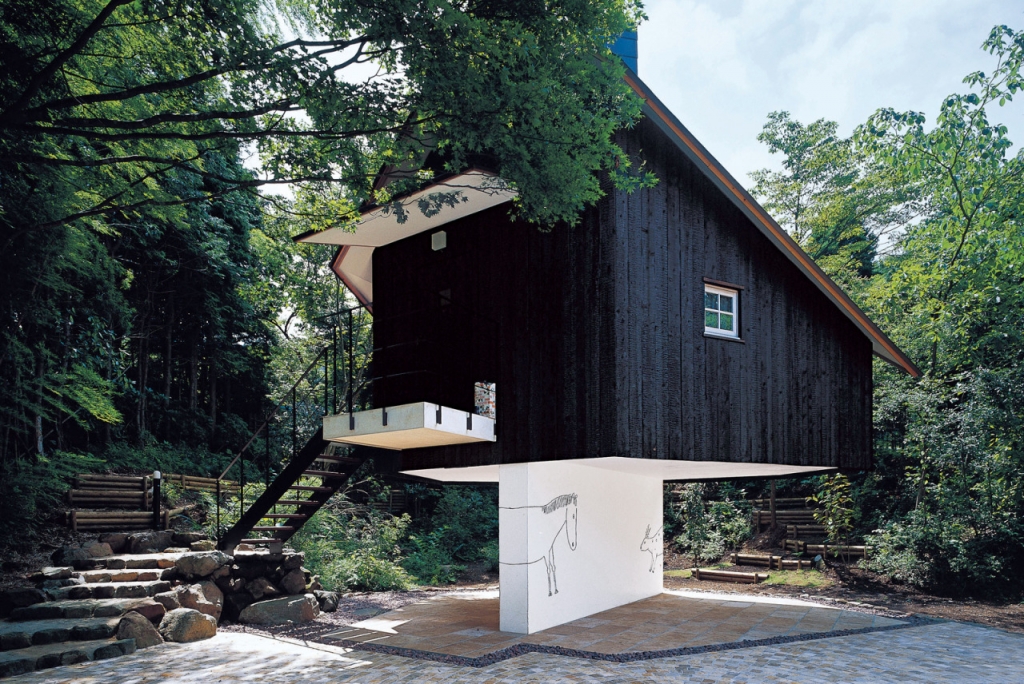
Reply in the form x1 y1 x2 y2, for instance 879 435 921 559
703 283 740 339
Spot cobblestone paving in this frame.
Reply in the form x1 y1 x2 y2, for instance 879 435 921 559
10 620 1023 683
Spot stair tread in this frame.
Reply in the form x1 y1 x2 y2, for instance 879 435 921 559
251 526 295 532
0 617 120 649
0 637 135 676
10 598 162 622
46 580 172 601
287 485 333 492
302 470 348 478
275 500 320 506
262 514 307 519
314 455 362 464
241 539 283 544
77 569 168 583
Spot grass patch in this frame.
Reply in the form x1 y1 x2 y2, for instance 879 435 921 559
762 569 831 588
664 569 693 579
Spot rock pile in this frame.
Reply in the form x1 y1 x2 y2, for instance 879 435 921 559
0 531 339 679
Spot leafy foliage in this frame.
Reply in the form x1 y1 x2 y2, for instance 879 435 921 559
668 483 752 564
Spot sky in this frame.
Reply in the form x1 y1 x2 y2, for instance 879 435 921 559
637 0 1024 185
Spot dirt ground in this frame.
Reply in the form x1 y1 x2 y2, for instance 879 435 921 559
661 547 1024 634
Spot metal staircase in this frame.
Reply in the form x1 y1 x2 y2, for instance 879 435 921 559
218 431 369 553
214 305 375 554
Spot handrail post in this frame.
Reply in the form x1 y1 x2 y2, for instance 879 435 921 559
347 310 354 428
324 348 329 416
292 386 297 457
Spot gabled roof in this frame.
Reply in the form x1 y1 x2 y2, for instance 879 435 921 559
623 70 920 377
294 71 919 377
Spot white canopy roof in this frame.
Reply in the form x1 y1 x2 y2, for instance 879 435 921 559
295 170 515 307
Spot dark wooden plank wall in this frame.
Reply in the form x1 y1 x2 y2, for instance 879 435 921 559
380 116 872 472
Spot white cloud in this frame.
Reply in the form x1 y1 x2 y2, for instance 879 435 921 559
638 0 1024 184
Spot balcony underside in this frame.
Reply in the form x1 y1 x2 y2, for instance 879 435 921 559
324 402 495 450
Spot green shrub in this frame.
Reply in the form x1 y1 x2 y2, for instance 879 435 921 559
670 483 752 563
480 539 500 572
402 529 464 585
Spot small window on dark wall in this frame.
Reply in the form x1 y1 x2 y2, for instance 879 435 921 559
704 284 739 338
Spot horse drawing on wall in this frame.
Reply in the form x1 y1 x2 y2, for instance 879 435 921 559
640 525 663 573
500 493 578 596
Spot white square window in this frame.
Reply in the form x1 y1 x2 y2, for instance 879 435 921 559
704 284 739 338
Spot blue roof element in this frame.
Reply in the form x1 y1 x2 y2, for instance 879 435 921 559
610 31 638 73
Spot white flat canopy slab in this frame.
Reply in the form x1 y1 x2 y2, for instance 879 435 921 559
324 402 495 450
401 457 835 483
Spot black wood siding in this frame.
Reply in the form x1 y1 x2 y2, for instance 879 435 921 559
377 116 872 472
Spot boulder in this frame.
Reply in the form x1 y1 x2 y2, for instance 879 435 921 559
158 608 217 643
31 566 73 582
281 553 304 570
223 592 255 622
246 577 279 601
190 539 217 552
211 564 230 580
41 577 84 591
83 541 113 558
172 531 207 546
313 590 339 613
278 569 306 595
118 610 164 648
0 588 47 617
50 546 90 567
125 598 167 623
238 594 320 625
177 582 223 621
99 532 130 553
153 591 181 611
127 530 175 554
175 551 232 579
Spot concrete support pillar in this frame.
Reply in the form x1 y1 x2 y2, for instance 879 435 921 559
498 460 663 634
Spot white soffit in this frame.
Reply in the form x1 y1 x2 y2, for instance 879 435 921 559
324 402 495 450
296 170 516 247
401 457 835 483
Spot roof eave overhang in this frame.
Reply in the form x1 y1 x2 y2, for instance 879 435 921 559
623 70 920 377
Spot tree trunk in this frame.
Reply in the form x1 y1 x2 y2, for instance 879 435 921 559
189 341 198 413
165 296 174 399
209 361 218 430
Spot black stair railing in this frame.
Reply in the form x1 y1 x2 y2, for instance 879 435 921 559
214 305 374 547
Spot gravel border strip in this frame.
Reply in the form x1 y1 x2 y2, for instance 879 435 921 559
239 613 936 668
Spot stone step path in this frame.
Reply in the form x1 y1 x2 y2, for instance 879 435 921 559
0 637 136 678
0 531 226 679
10 597 166 622
46 580 172 601
0 617 120 650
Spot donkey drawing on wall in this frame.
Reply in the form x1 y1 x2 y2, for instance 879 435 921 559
640 525 664 573
500 493 578 596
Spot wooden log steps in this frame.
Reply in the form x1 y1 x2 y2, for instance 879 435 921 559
787 524 827 539
729 553 781 568
163 473 240 493
778 559 816 570
67 490 145 508
803 544 873 558
692 568 768 584
749 497 815 509
67 511 158 532
753 510 817 528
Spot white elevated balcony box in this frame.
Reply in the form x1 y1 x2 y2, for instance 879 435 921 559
323 402 496 450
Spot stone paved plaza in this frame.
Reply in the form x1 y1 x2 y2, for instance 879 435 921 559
8 614 1024 682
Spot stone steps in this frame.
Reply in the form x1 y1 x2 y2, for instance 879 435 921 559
10 598 163 622
0 637 135 678
77 568 173 583
46 581 172 602
75 552 184 571
0 617 120 651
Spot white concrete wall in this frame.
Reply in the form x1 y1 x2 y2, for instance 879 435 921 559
498 460 663 634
